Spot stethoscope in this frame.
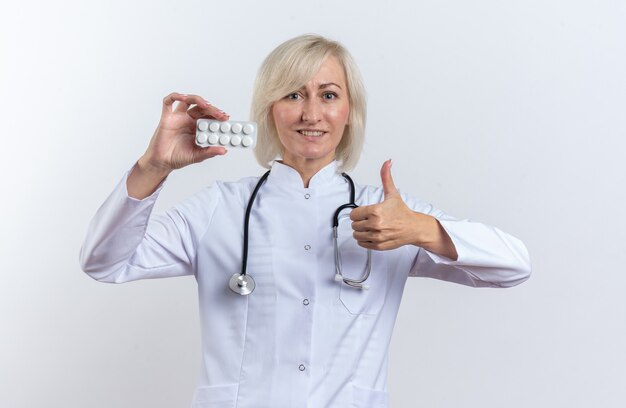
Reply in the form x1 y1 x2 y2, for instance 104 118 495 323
228 170 372 295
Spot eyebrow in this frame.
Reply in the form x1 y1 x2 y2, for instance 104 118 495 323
319 82 343 90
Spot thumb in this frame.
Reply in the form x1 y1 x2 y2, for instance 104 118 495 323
196 146 228 163
380 159 399 199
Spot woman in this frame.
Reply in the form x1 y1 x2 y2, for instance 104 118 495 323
80 34 530 408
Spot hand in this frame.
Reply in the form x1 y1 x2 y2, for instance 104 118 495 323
127 93 231 199
350 160 437 251
138 92 231 175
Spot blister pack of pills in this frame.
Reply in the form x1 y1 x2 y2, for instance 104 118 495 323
196 120 257 149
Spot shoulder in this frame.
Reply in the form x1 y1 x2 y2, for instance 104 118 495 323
353 182 444 217
172 175 264 219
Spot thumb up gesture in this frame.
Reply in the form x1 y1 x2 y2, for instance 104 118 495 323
350 160 457 259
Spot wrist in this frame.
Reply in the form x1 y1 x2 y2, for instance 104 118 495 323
127 159 169 200
417 214 458 261
137 155 172 179
409 212 435 247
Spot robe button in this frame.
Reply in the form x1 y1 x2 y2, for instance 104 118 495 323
304 245 311 250
299 364 306 371
304 193 311 199
303 299 310 306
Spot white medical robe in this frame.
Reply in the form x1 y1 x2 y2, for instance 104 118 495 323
80 161 530 408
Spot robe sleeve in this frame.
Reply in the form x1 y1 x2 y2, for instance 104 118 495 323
404 194 531 288
79 170 220 283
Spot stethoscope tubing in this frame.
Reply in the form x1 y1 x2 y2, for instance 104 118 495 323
231 170 371 295
241 170 271 278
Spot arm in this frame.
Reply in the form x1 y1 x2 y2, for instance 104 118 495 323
350 160 530 287
409 214 530 287
79 93 229 282
79 171 189 282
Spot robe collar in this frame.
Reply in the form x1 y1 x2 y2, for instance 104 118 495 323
266 160 341 189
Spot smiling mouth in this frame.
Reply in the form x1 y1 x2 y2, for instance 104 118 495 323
298 130 326 137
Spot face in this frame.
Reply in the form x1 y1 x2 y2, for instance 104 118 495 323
271 56 350 172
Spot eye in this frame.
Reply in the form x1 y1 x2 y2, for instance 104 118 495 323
323 92 338 100
286 92 302 100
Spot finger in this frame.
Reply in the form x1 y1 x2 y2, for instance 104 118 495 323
351 220 372 232
162 92 187 114
195 146 228 161
356 240 376 250
187 105 229 121
353 230 383 243
353 232 372 243
174 100 192 113
187 106 206 120
174 94 203 113
380 159 400 199
202 102 230 121
354 232 399 251
349 205 372 221
356 240 393 251
181 94 230 120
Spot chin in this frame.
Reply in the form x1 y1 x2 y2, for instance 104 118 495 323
302 150 335 161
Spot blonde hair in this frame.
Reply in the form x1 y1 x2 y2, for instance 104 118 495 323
251 34 367 171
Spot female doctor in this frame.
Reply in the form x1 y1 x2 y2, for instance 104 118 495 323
80 34 531 408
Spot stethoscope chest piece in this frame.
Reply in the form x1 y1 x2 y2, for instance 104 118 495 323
229 273 255 295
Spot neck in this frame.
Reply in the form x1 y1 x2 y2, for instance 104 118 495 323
279 157 335 187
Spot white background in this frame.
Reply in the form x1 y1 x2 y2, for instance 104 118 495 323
1 0 625 406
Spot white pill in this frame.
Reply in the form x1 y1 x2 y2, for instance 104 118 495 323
197 133 208 144
230 135 242 146
219 134 231 145
208 133 219 144
243 124 254 135
220 122 231 133
242 136 254 147
209 122 220 132
231 123 243 134
198 121 209 131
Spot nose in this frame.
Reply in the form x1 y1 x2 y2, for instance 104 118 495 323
301 98 322 124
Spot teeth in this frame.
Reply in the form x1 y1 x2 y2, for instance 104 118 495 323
299 130 324 137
